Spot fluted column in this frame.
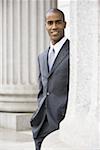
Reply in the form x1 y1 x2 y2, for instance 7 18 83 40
0 0 2 84
60 0 99 149
0 0 57 112
37 0 57 53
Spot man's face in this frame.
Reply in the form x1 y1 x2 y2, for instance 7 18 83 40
45 12 66 45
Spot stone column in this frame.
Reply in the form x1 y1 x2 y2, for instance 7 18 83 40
0 0 57 130
0 0 37 112
60 0 99 149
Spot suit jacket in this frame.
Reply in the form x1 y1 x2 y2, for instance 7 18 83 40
30 39 70 140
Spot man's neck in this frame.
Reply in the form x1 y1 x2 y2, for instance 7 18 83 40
50 36 67 47
51 36 65 45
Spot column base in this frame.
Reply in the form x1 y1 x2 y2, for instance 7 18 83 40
0 112 34 131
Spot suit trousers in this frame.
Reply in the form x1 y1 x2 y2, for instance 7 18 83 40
34 115 49 150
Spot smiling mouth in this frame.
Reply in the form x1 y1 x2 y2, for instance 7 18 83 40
51 31 59 36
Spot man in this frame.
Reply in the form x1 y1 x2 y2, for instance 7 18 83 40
30 8 70 150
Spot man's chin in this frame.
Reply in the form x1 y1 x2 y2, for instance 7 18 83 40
51 37 61 44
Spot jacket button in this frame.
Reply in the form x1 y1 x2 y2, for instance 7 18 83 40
47 92 50 96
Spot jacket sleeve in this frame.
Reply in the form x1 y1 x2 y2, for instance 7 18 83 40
37 56 43 106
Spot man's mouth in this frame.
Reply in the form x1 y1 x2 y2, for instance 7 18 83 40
51 31 59 36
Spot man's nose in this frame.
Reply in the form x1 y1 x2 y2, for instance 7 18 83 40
52 22 57 29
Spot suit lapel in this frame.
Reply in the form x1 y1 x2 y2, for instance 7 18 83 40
42 48 49 78
48 39 69 77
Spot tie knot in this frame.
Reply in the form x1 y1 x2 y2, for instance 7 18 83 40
52 48 55 52
49 48 55 56
49 47 55 53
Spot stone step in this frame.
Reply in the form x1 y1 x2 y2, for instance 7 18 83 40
0 128 70 150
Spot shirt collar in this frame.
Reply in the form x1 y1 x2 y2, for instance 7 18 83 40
50 36 67 55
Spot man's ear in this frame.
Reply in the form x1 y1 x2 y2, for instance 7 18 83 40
45 22 48 28
64 22 67 28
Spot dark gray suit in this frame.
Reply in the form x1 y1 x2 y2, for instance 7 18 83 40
30 39 70 150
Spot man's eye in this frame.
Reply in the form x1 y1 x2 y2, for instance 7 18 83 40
47 21 53 25
47 20 63 26
56 20 63 24
48 21 53 25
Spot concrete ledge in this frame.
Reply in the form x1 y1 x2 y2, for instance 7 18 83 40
0 112 33 131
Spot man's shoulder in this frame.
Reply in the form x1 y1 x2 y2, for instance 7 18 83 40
38 48 48 59
60 38 70 49
65 38 70 44
62 38 70 50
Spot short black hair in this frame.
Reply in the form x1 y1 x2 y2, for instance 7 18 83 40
46 8 65 22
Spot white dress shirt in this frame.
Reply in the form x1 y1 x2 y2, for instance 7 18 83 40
48 37 67 71
49 36 67 61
